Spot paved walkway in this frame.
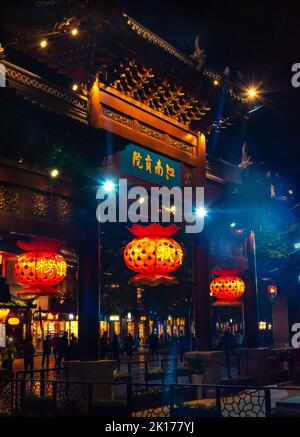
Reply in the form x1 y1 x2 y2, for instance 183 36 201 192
11 352 179 372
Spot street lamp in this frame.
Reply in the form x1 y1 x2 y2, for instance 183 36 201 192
50 168 59 178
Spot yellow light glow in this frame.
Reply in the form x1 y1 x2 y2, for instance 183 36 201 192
50 168 59 178
247 87 258 98
258 321 267 330
40 39 48 48
71 28 79 36
213 80 219 86
47 313 54 320
72 84 78 92
8 317 20 326
0 309 10 323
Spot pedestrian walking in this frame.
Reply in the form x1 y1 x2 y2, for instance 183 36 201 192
57 332 69 367
68 333 79 360
1 339 17 371
234 330 244 348
22 337 35 371
42 335 52 368
52 335 59 365
100 331 110 359
112 334 120 371
149 332 159 359
178 330 185 363
124 333 134 359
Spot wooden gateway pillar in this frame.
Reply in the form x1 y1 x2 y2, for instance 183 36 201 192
78 220 101 361
191 132 211 350
272 294 289 347
244 230 260 347
192 237 211 350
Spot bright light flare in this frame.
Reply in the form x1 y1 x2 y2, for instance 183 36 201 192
40 39 48 48
246 87 259 99
50 168 59 178
196 207 208 218
103 180 115 192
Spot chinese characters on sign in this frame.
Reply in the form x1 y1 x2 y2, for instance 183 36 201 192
121 143 181 187
35 258 67 278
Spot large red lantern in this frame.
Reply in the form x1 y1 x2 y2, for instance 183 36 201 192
14 239 67 297
123 224 183 287
210 269 245 305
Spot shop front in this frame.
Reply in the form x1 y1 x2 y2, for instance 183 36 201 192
32 311 78 351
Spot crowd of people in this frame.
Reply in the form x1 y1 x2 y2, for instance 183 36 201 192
212 328 274 352
212 329 245 353
1 327 272 372
0 332 79 371
100 329 188 368
100 331 136 370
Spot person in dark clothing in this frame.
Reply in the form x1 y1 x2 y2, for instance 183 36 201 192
124 333 134 359
112 334 120 371
100 331 110 359
149 332 159 358
57 332 69 368
52 335 59 365
68 333 79 360
178 331 185 363
42 335 52 368
1 340 17 371
22 337 35 371
221 330 236 355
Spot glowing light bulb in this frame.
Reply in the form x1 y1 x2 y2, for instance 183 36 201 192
72 84 78 91
213 80 219 86
247 87 258 98
71 28 78 36
40 39 48 48
50 168 59 178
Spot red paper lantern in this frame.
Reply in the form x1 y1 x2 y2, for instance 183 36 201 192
14 239 67 297
210 269 245 305
123 224 183 287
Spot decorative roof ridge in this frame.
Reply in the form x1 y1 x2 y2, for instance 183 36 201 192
207 153 240 169
123 14 246 104
124 13 194 67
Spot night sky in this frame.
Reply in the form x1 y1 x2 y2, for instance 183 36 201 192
121 0 300 192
